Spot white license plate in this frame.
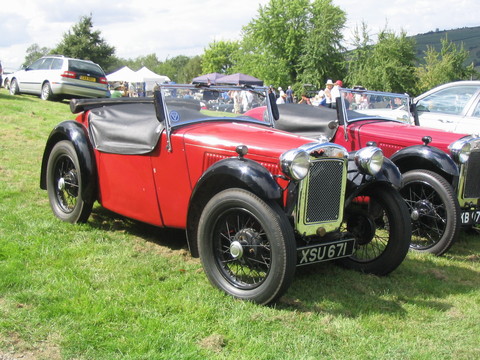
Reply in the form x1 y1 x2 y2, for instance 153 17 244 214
297 238 355 266
461 210 480 225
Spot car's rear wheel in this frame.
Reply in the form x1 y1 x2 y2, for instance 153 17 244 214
400 170 460 256
198 188 296 304
41 82 55 101
337 186 411 275
46 141 92 223
9 78 19 95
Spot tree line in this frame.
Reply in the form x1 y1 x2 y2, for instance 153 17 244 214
23 0 477 97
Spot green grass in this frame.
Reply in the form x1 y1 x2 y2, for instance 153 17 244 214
1 88 479 359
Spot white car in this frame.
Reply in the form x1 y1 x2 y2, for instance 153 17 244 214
414 81 480 136
9 55 110 100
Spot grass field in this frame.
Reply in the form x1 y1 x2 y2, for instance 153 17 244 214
0 88 479 360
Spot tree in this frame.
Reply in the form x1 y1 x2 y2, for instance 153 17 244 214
51 15 116 71
344 22 373 87
346 27 417 94
297 0 347 88
124 54 162 71
416 37 477 94
23 44 50 67
237 0 346 91
156 55 191 83
202 40 240 74
183 55 203 82
239 0 308 88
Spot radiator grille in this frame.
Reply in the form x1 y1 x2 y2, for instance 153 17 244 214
305 159 343 223
463 150 480 198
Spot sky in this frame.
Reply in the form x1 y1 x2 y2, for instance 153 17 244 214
1 0 479 71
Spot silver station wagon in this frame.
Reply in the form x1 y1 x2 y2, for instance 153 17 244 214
9 55 110 101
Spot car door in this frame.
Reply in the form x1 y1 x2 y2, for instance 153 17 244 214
16 58 44 93
416 85 480 133
30 57 54 94
451 93 480 136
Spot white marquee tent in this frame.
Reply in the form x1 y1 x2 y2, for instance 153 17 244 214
106 66 171 95
135 66 171 91
106 66 142 83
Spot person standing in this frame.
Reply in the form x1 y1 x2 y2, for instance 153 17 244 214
286 86 294 103
324 79 334 108
330 80 343 108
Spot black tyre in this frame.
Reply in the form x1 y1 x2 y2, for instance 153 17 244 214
9 78 19 95
46 141 93 223
337 186 411 275
400 170 460 256
41 82 55 101
198 188 296 304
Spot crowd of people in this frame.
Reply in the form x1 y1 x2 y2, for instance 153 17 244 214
109 81 145 98
271 79 344 108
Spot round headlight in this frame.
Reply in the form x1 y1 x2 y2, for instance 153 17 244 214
280 149 311 181
354 147 384 176
449 138 472 164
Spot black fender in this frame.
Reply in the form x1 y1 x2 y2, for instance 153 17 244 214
39 120 97 203
390 145 459 183
345 154 402 205
186 157 283 257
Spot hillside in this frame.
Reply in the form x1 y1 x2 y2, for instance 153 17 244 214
412 25 480 69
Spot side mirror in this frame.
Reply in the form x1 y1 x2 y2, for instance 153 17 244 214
269 92 279 120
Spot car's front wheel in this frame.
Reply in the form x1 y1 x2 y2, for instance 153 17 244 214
198 188 296 305
46 140 93 223
400 170 460 256
337 185 411 275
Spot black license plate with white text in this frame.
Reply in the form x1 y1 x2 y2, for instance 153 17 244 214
297 238 355 266
461 210 480 225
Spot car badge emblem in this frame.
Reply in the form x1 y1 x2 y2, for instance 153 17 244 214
169 110 180 123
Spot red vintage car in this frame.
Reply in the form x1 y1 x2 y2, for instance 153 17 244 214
262 89 480 256
40 84 411 304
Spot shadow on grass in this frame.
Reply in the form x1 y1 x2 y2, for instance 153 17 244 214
276 243 480 316
0 92 38 103
88 205 188 251
86 205 479 317
0 90 71 105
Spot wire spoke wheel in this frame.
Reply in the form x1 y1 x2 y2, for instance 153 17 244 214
400 170 460 256
213 207 271 289
403 181 446 249
46 140 92 223
198 188 296 304
53 155 80 213
337 186 411 275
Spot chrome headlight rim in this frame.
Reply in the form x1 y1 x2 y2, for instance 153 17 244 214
449 137 473 164
354 146 384 176
280 148 311 181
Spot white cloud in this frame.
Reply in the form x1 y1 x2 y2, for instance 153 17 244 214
1 0 479 70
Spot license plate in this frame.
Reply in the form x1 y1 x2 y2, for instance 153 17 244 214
79 75 96 82
297 238 355 266
461 210 480 225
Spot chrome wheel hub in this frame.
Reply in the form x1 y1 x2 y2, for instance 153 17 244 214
229 241 244 259
411 200 434 221
57 177 65 191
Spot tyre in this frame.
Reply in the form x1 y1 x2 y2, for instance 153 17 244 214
9 78 19 95
337 186 411 275
46 140 93 223
198 188 296 304
400 170 460 256
41 82 55 101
